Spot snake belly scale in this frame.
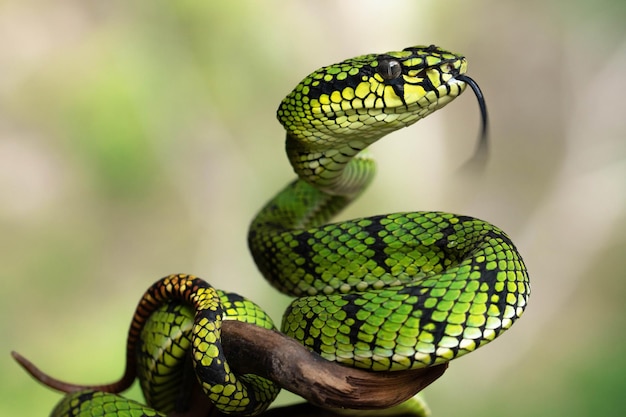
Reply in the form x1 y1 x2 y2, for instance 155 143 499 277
15 45 529 416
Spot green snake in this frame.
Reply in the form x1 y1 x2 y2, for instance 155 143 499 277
14 45 529 416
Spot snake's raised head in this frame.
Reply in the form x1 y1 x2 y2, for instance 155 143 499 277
278 45 468 145
278 45 475 195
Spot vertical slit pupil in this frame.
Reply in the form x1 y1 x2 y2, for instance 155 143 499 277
378 60 402 80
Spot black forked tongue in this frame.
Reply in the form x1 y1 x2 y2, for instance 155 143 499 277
456 74 489 171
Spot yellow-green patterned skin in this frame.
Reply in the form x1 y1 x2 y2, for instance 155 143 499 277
278 45 468 195
248 44 530 371
136 275 279 416
51 391 165 417
136 291 276 414
79 274 280 416
48 45 529 417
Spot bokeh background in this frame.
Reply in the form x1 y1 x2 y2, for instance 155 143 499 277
2 1 625 416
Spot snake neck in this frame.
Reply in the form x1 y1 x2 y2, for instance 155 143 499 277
249 178 358 237
285 131 380 197
251 131 378 237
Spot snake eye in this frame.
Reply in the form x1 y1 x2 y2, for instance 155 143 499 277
377 59 402 80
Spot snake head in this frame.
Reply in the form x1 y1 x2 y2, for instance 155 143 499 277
277 44 469 147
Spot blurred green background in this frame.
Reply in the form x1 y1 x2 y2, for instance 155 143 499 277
2 1 625 416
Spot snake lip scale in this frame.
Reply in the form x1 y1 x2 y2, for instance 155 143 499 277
13 44 529 417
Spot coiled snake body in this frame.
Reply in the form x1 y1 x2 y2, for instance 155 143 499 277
15 45 529 416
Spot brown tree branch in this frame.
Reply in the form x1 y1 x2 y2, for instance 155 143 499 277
221 321 447 410
13 320 447 417
252 403 423 417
